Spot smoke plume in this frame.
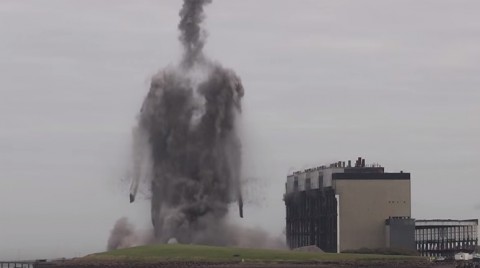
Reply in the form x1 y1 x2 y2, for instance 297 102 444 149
118 0 248 246
178 0 212 67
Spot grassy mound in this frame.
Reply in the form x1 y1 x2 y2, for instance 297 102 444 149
86 244 422 263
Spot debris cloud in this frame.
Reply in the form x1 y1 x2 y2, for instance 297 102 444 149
118 0 247 246
107 217 154 250
108 0 288 251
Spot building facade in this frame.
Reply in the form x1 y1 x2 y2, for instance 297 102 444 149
284 157 413 252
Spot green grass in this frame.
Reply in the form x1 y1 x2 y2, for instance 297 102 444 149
86 244 423 263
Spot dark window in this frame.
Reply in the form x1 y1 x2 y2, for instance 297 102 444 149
306 178 311 190
294 177 298 191
318 175 324 188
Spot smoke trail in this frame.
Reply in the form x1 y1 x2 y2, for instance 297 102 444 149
127 0 245 245
179 0 212 67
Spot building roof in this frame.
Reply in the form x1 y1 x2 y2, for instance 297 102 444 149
415 219 478 226
333 172 410 180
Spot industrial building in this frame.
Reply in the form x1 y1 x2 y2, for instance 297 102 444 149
284 157 479 255
284 157 413 252
415 219 478 257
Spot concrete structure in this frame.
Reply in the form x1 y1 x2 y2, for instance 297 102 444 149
386 217 416 250
415 219 478 257
284 157 412 252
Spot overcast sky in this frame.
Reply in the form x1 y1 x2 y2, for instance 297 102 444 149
1 0 479 260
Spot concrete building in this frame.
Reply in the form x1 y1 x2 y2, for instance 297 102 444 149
284 157 413 252
415 219 478 257
386 217 416 250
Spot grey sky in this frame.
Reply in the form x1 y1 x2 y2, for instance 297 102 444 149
1 0 479 260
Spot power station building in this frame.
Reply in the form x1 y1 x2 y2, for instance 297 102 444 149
284 157 413 252
284 157 479 256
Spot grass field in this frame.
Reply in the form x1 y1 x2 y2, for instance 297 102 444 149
86 244 422 263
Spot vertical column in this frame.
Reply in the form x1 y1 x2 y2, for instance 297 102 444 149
426 228 432 256
301 195 305 247
419 228 422 255
423 229 428 256
298 196 302 248
454 226 456 250
296 216 298 248
306 195 309 245
451 226 454 251
300 197 303 247
336 194 340 253
315 193 318 247
294 216 296 248
444 226 447 253
466 225 469 249
421 228 424 255
468 225 471 248
469 225 473 249
293 201 296 248
302 196 305 247
447 226 450 252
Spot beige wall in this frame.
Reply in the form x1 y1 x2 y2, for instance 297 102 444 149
333 179 411 251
